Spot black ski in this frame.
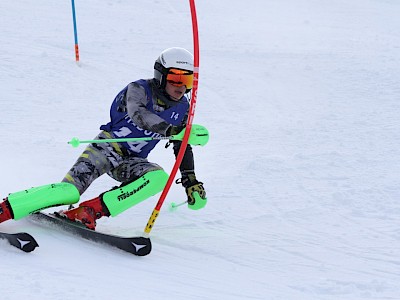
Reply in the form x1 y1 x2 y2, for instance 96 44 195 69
29 212 151 256
0 231 39 253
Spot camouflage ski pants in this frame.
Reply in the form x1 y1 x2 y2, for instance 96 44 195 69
62 131 163 195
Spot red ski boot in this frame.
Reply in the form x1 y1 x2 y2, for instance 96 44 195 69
60 197 109 230
0 200 13 224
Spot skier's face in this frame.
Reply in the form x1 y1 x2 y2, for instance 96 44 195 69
165 81 186 101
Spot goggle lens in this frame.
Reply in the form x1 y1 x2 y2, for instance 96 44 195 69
166 69 193 89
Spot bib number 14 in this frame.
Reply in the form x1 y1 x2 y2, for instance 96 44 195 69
113 127 148 154
126 141 147 153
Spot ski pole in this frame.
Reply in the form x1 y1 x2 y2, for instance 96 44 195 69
68 124 209 147
168 200 188 212
68 136 170 147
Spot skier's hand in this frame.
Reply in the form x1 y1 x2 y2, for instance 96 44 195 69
168 124 209 146
180 173 207 210
186 182 206 205
167 125 184 137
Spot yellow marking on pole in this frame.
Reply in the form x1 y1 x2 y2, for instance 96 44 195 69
144 209 160 234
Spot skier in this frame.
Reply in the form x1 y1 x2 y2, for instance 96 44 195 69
0 47 206 230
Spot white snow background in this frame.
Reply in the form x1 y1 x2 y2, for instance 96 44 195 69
1 0 399 299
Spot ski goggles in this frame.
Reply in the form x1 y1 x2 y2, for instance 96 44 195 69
166 69 194 89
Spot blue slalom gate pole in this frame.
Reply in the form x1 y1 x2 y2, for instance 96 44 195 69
71 0 80 62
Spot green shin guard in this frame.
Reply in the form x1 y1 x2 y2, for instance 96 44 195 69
7 183 80 220
102 169 169 217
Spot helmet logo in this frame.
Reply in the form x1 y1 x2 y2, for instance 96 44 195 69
176 61 191 65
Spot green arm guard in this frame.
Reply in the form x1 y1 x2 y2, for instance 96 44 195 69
172 124 209 146
188 192 207 210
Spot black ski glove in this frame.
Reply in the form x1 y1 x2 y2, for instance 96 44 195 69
167 125 185 137
177 173 207 209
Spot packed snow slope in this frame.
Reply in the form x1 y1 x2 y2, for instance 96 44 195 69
1 0 399 299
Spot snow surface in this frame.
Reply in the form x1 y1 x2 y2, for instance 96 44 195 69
1 0 399 299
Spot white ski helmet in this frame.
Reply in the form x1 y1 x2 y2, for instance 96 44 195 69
154 47 194 93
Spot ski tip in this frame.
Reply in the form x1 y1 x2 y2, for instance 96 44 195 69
3 232 39 253
18 232 39 252
131 237 152 256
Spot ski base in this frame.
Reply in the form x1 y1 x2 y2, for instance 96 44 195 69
0 231 39 253
30 212 151 256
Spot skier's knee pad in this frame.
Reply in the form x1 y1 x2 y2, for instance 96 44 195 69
102 169 169 217
7 183 80 220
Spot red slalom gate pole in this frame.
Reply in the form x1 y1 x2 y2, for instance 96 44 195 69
144 0 200 235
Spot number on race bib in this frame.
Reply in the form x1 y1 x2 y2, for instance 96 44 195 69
126 141 148 153
171 112 179 120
